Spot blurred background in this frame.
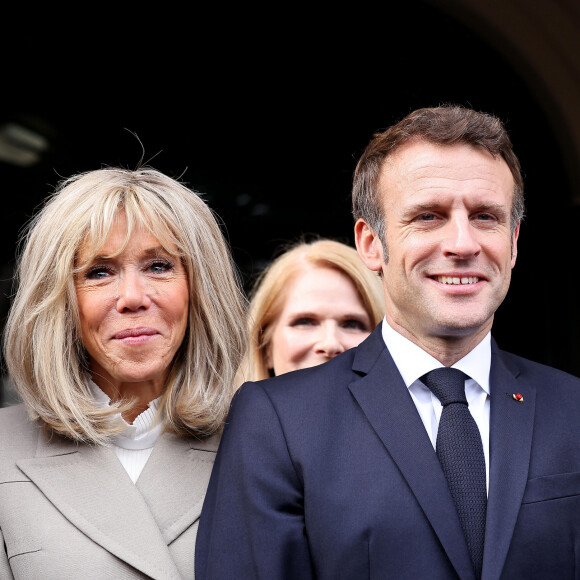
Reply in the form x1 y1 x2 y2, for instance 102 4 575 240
1 0 579 406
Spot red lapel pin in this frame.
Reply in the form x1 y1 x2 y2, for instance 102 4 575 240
512 393 524 402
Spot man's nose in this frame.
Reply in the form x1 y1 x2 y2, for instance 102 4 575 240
314 323 345 358
116 271 152 312
441 215 481 258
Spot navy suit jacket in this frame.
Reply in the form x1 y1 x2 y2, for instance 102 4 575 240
196 325 580 579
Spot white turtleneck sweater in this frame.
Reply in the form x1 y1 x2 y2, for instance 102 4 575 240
89 380 164 484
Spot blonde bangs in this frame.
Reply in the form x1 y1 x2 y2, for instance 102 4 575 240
74 187 185 274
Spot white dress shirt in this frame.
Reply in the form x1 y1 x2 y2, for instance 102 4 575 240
381 318 491 492
89 380 164 483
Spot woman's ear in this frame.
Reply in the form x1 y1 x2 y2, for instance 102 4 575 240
265 342 274 374
354 219 384 272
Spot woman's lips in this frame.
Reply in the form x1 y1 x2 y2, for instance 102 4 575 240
113 327 159 342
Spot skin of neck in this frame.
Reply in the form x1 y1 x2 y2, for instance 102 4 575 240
385 312 494 367
92 375 165 424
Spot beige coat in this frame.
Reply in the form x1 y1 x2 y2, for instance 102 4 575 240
0 404 218 579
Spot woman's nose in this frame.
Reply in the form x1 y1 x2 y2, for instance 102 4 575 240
116 271 152 312
314 323 345 358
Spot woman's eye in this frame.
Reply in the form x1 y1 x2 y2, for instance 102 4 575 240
85 266 112 280
342 319 368 331
148 259 174 273
291 317 316 327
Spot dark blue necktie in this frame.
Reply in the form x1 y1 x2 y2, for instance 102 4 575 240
421 368 487 579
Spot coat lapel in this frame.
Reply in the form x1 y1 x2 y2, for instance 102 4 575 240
136 431 219 544
17 430 183 580
348 328 476 580
482 341 536 580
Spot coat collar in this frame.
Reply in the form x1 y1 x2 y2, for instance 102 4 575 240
349 326 476 580
17 428 218 580
137 432 219 545
481 339 535 580
349 327 535 580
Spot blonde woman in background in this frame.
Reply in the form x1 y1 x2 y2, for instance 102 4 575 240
240 238 385 383
0 166 247 579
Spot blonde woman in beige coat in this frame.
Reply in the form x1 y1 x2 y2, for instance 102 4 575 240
0 167 247 579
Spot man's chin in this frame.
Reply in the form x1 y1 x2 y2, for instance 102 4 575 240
431 315 494 339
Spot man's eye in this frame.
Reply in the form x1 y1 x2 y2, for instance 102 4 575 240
418 214 437 221
474 213 500 225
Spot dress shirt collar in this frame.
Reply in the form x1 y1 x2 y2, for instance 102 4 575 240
380 318 491 395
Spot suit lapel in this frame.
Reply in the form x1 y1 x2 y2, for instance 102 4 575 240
349 328 476 580
136 431 219 544
482 342 535 580
17 430 183 580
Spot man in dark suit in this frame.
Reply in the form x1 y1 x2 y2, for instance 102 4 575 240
195 105 580 579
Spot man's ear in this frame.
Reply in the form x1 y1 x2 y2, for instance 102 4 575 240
355 219 384 272
511 220 520 267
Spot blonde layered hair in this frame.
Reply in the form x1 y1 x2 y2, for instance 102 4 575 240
241 238 385 383
3 167 247 444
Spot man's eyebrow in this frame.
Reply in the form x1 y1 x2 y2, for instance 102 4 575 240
406 202 438 211
403 201 508 212
400 202 440 216
472 202 507 212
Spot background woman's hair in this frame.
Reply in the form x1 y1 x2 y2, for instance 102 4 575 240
240 237 385 383
3 166 248 444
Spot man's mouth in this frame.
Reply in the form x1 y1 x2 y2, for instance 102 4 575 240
434 276 480 285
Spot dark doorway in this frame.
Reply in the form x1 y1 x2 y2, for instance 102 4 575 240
0 1 577 386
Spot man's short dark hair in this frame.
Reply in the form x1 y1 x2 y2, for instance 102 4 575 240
352 104 525 246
